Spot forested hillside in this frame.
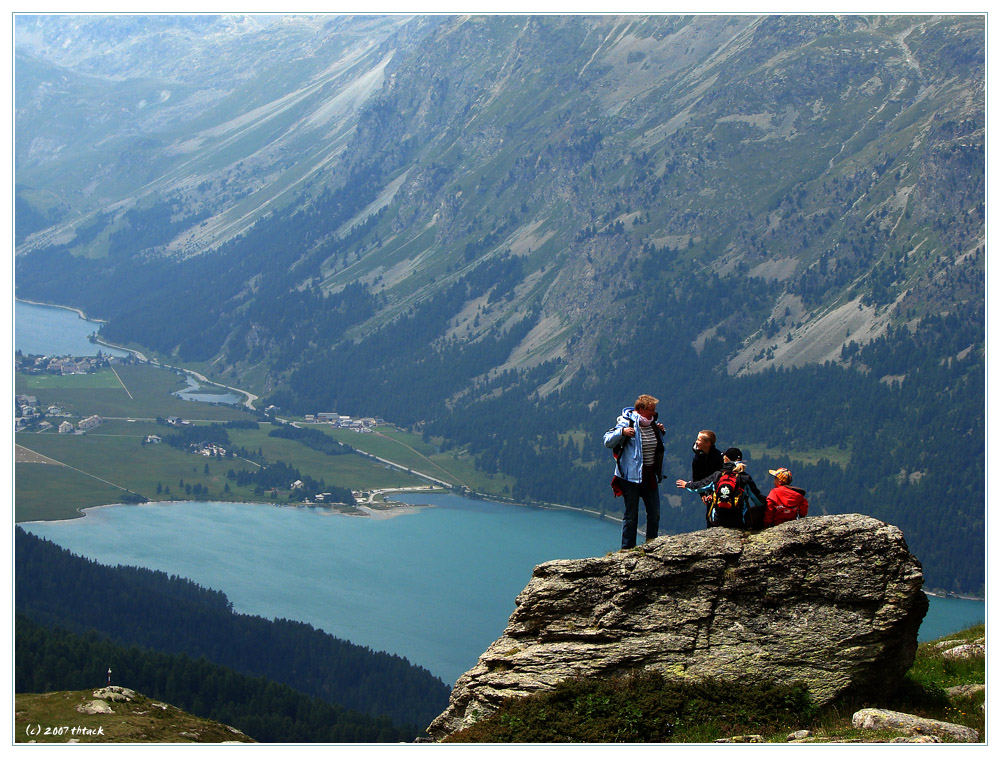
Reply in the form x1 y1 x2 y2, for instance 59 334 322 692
15 615 412 742
15 15 984 593
15 529 450 730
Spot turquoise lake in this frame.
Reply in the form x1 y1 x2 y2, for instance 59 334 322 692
21 495 985 686
15 300 129 358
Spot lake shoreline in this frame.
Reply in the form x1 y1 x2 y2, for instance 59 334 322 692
17 497 433 526
16 296 106 324
20 495 985 682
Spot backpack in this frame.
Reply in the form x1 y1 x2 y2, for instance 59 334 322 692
612 417 635 479
712 469 745 510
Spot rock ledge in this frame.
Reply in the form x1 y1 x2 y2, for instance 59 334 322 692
428 514 927 740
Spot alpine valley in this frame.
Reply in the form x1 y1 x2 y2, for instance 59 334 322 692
15 13 984 600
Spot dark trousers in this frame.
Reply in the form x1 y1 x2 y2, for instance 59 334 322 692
620 465 660 549
707 504 764 530
707 503 744 529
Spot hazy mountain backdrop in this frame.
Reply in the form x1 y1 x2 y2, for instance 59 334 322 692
15 15 984 593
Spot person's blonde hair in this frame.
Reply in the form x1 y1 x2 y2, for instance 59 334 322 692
635 394 659 412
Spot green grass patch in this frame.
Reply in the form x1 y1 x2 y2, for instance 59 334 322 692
907 624 985 692
328 428 461 484
15 417 484 520
14 432 261 521
17 369 123 390
227 426 424 491
747 443 852 469
15 363 252 422
14 689 255 744
15 463 125 522
446 672 816 743
324 426 517 495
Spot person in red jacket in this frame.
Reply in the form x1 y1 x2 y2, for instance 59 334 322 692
764 467 809 527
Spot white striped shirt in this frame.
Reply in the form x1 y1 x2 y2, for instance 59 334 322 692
639 424 657 465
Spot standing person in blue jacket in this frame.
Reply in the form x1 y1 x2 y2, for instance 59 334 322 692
603 394 666 550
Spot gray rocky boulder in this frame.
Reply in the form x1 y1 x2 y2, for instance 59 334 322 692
76 700 114 715
852 708 979 742
941 643 985 660
946 684 985 699
427 514 926 741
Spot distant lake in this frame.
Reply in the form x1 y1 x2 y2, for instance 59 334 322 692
172 375 243 405
15 300 129 357
21 495 984 686
17 298 242 405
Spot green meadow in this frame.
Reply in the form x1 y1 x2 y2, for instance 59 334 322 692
15 463 125 522
226 425 424 491
15 431 261 522
15 363 250 422
746 443 852 469
317 425 516 495
15 361 520 521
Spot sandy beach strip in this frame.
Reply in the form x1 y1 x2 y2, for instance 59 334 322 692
356 504 427 520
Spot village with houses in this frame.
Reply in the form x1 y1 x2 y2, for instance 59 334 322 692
297 412 384 431
16 351 111 377
14 349 433 515
15 352 118 434
15 393 103 436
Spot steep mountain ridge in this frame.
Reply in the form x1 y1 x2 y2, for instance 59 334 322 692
14 15 984 593
16 15 982 380
16 15 413 251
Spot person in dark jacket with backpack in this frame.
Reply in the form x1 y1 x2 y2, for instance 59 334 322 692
675 447 765 530
691 429 724 526
603 394 666 550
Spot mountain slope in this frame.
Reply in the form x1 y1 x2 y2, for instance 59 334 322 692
17 15 982 381
14 14 984 593
16 14 414 250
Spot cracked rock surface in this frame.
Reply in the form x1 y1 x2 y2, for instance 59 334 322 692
427 514 927 741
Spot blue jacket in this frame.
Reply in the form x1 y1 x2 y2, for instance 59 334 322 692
603 407 665 484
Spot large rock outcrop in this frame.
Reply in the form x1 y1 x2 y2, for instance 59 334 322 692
427 514 927 741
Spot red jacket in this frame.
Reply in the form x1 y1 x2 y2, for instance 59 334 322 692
764 485 808 527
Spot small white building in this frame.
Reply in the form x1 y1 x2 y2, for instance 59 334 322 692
59 421 74 434
78 414 102 431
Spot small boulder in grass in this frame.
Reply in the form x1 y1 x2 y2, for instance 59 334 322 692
852 708 979 743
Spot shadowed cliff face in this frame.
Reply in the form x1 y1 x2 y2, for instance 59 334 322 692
427 514 927 741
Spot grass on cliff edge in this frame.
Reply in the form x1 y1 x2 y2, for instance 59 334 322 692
15 689 255 744
444 624 985 743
